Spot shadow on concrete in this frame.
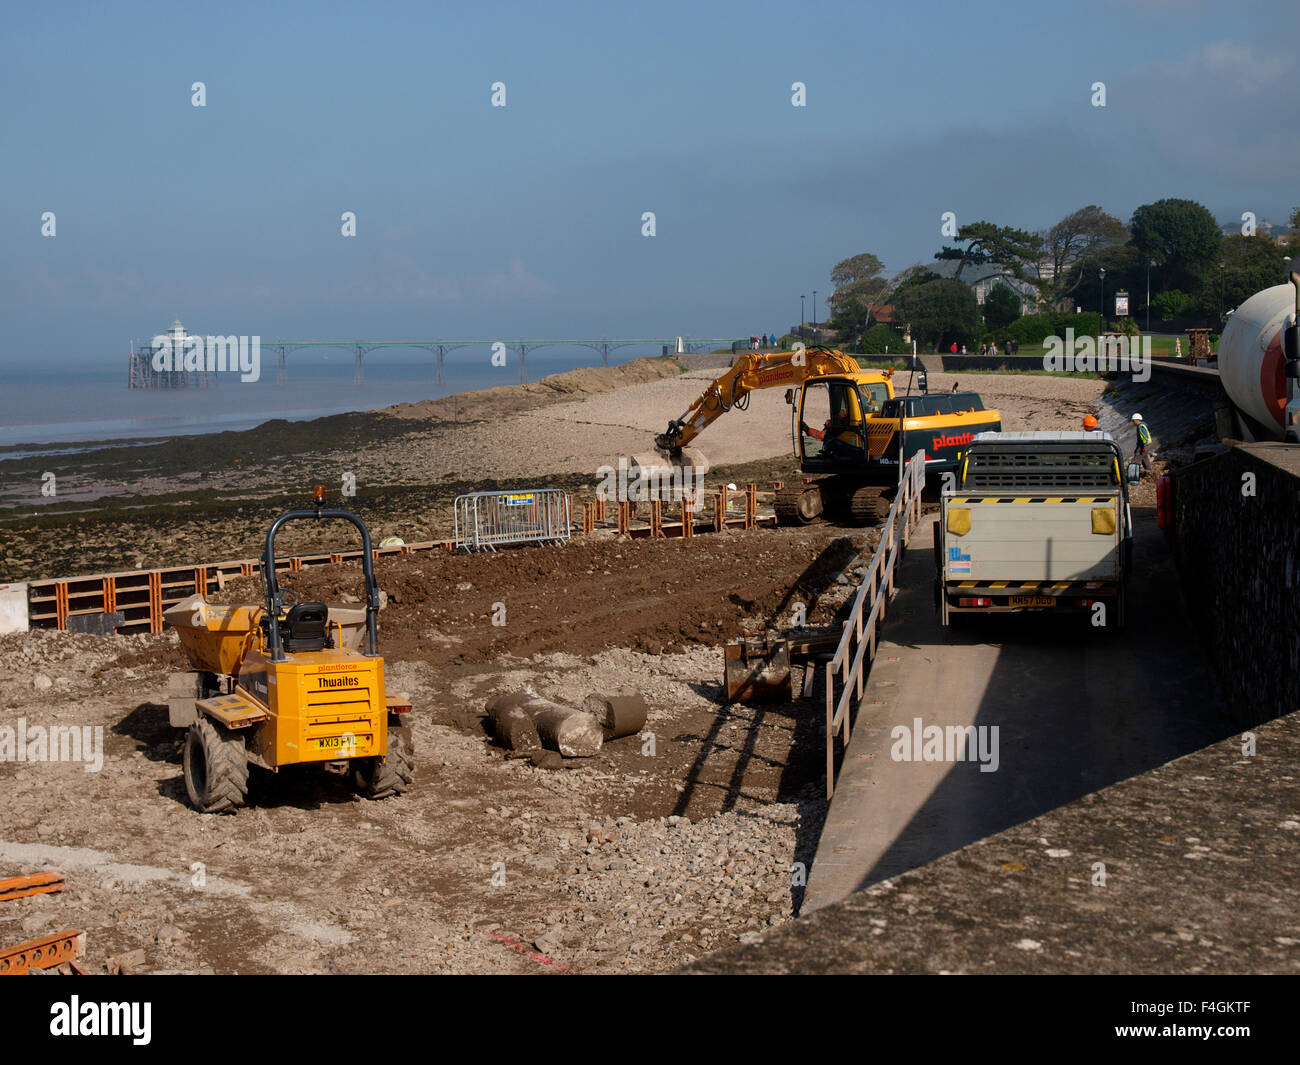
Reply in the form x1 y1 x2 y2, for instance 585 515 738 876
843 508 1257 896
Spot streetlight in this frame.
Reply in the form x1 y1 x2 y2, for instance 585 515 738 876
812 290 818 331
800 294 806 337
1219 259 1226 321
1146 260 1155 333
1099 267 1106 333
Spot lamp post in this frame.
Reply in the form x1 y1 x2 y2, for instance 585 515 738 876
812 290 818 332
1099 267 1106 334
800 294 805 337
1219 259 1226 322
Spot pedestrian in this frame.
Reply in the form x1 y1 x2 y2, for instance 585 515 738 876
960 343 967 356
1131 413 1153 473
1012 339 1019 356
950 341 958 354
761 333 768 348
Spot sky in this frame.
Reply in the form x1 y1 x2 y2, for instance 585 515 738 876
2 0 1298 369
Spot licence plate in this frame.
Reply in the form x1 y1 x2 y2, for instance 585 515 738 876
312 735 364 750
1010 595 1056 607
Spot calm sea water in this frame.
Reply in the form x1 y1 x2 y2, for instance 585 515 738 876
0 346 660 453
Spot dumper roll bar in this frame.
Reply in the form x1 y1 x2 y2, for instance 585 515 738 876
262 506 380 661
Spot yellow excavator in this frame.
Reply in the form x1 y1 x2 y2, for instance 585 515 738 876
644 347 1001 525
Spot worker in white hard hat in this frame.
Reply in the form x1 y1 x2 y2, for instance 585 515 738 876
1131 413 1153 474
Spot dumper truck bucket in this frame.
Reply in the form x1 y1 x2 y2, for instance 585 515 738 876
164 594 263 675
724 633 793 704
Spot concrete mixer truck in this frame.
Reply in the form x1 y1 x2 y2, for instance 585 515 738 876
1216 271 1300 443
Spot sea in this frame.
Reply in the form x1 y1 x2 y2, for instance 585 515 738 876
0 345 665 458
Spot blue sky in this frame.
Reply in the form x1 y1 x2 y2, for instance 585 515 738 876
2 0 1297 366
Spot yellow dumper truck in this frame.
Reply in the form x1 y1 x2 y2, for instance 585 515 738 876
164 490 413 812
934 431 1138 629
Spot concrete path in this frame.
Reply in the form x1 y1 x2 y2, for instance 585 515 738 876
804 509 1234 912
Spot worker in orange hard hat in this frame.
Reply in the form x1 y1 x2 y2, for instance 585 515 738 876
1082 415 1099 431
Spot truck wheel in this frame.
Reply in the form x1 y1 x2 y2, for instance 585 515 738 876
354 724 414 800
183 717 248 813
774 483 822 525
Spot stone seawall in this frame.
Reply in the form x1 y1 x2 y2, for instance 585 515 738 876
1168 442 1300 721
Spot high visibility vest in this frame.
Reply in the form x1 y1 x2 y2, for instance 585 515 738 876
1136 423 1152 447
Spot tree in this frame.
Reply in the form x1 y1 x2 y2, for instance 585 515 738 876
984 282 1021 332
897 279 978 350
888 264 940 304
859 323 907 355
829 253 890 316
935 221 1043 282
1195 233 1289 318
1129 198 1222 294
1060 244 1143 320
1037 206 1128 307
826 296 871 348
1150 290 1194 320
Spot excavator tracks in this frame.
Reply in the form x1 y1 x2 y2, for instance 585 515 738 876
848 485 894 526
774 482 824 526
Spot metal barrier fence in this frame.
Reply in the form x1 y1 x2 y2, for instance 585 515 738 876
823 455 927 799
454 489 572 552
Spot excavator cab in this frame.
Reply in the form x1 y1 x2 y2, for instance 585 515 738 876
799 379 872 464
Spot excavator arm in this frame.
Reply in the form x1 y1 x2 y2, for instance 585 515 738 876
654 348 865 456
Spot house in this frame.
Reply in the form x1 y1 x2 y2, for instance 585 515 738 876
928 261 1043 312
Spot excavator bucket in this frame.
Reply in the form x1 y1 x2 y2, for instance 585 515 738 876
628 447 709 481
724 632 792 704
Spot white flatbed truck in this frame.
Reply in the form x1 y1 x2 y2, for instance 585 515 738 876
935 431 1139 629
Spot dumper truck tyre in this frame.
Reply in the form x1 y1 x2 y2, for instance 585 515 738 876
354 724 414 799
183 717 248 813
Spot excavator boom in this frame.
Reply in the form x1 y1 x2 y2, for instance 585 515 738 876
654 348 875 455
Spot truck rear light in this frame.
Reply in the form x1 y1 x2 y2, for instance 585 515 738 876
958 597 992 607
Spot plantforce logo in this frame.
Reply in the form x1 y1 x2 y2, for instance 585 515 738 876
150 333 261 382
1043 329 1151 383
0 718 103 772
931 431 974 451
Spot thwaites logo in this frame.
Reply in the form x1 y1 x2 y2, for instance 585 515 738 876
931 431 974 450
319 675 360 689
